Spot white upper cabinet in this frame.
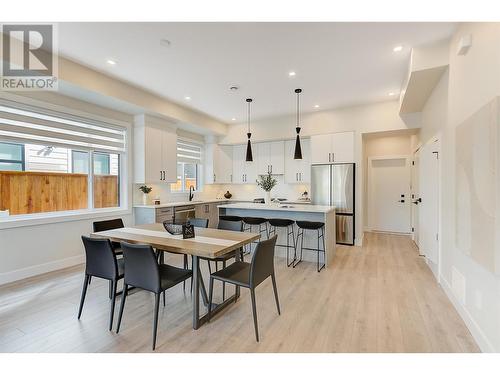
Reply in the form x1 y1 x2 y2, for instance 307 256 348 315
256 141 284 175
310 131 354 164
134 114 177 184
205 143 232 184
232 144 257 184
285 138 311 183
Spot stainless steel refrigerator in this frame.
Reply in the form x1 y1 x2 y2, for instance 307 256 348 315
311 163 355 245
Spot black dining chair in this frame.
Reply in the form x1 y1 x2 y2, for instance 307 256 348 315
92 218 125 294
116 242 192 350
78 236 124 331
208 235 280 342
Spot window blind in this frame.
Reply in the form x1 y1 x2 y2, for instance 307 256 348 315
0 99 126 152
176 139 202 164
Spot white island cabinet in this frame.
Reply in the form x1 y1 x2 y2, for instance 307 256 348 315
218 202 336 267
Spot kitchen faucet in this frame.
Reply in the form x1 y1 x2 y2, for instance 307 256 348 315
189 186 195 201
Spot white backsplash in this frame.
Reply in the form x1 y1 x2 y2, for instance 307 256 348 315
133 175 310 205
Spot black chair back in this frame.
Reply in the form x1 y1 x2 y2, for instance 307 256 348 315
81 236 118 280
93 218 124 233
250 235 277 287
188 218 209 228
218 219 243 232
121 242 161 293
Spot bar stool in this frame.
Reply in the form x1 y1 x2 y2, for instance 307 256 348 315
268 219 296 267
294 221 325 272
242 217 269 255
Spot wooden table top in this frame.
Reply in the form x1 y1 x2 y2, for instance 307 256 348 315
92 223 260 259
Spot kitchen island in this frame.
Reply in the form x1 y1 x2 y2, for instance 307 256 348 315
218 203 336 267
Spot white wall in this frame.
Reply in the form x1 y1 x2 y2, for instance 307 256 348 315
221 100 419 245
0 92 134 285
419 23 500 352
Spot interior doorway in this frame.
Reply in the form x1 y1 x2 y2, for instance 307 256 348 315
368 156 412 233
411 148 421 250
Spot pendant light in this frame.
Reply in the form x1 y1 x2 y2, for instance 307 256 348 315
245 98 253 162
294 88 303 159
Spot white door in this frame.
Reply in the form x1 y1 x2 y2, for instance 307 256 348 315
419 141 440 265
369 157 411 233
331 131 354 163
310 134 332 164
411 149 421 249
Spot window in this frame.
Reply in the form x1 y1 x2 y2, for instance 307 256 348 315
0 99 126 217
170 139 203 192
0 142 24 171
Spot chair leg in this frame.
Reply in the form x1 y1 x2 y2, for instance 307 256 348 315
207 277 214 322
88 275 92 285
77 274 90 319
108 280 113 299
116 284 128 333
250 289 259 342
152 293 160 351
183 254 188 291
208 260 212 274
271 274 281 315
163 291 166 307
109 280 117 331
222 260 226 301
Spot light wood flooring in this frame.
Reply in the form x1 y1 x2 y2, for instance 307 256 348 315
0 232 480 352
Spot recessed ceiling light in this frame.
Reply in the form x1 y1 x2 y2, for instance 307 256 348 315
231 118 236 121
393 45 403 52
314 104 320 108
288 71 296 77
106 59 116 65
184 96 191 101
388 92 395 96
160 39 171 47
229 86 239 91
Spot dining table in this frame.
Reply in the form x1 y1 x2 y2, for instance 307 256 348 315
91 223 259 329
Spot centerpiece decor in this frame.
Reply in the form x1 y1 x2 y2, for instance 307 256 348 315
256 171 277 204
139 185 152 205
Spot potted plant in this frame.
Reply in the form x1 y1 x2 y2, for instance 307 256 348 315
256 172 277 204
139 185 152 205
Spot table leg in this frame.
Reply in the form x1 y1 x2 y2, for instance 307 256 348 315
192 255 200 330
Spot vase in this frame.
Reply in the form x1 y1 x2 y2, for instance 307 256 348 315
265 191 271 205
142 193 148 205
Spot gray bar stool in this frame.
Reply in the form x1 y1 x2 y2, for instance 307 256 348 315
268 219 296 267
294 220 325 272
242 217 269 255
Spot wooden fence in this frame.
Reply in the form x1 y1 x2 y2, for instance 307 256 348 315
0 171 118 215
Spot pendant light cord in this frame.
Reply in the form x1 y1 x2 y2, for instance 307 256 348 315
296 91 300 127
248 100 251 133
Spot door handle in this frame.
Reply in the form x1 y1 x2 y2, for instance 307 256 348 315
412 200 419 205
398 199 405 203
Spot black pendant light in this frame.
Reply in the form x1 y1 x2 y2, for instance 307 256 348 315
294 88 303 159
245 98 253 162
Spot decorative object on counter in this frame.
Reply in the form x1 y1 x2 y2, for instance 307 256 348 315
245 98 254 162
256 171 278 204
139 185 152 205
163 221 183 235
224 190 232 199
294 88 303 159
0 209 9 217
301 190 309 199
182 222 195 239
154 198 161 205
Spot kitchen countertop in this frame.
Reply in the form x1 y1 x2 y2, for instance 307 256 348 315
133 199 249 209
218 202 335 214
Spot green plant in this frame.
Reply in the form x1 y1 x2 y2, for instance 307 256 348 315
256 172 277 192
139 185 152 194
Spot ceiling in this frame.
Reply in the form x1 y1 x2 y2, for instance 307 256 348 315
57 22 456 123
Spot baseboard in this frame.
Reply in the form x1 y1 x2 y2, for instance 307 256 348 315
440 278 495 352
0 254 85 286
355 234 364 247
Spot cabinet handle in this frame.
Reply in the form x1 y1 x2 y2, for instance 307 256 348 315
163 171 166 180
300 172 302 181
213 173 216 182
270 165 272 174
230 174 233 182
160 171 163 181
332 153 334 162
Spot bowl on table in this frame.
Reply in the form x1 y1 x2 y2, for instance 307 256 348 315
162 222 183 235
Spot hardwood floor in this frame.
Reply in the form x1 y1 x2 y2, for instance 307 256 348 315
0 232 479 352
